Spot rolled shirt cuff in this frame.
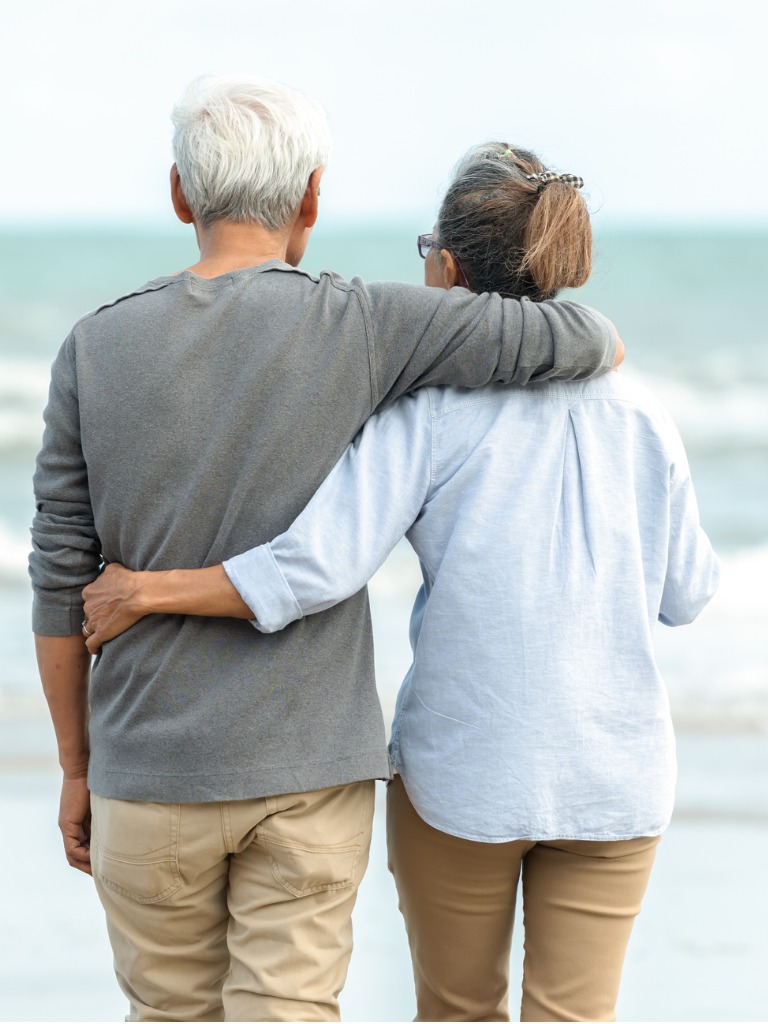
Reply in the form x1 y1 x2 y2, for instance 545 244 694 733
223 544 304 633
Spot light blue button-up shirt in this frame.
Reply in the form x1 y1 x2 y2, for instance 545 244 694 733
225 373 719 842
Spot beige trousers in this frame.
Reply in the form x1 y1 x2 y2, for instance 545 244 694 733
90 780 375 1023
387 775 659 1023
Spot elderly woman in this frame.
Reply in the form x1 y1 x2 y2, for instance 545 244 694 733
83 143 718 1022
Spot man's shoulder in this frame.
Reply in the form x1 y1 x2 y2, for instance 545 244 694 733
289 269 437 313
71 275 182 333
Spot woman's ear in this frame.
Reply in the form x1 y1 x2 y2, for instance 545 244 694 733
439 249 462 288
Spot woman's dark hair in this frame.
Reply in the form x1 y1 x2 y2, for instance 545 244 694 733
435 143 592 300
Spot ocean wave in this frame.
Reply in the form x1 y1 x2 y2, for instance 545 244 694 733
0 358 49 450
624 369 768 446
648 544 768 728
0 357 51 397
0 520 31 583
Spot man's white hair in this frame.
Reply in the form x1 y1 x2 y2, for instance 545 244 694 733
171 75 331 230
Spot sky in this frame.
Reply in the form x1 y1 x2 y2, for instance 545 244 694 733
2 0 767 229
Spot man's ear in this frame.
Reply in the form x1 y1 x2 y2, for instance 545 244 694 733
285 167 324 267
298 167 323 229
170 164 194 225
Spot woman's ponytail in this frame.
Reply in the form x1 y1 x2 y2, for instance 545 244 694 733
522 180 592 295
436 143 593 301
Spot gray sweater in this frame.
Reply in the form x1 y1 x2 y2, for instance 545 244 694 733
30 261 616 801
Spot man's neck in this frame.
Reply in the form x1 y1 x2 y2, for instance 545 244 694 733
184 219 295 279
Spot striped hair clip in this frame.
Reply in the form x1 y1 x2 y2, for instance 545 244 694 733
526 171 584 190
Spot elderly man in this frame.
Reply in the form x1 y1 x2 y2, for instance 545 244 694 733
30 75 620 1022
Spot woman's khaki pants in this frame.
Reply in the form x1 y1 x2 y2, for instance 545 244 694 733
90 780 374 1023
387 776 659 1023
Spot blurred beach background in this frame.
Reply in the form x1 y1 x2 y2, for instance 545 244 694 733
2 1 767 1021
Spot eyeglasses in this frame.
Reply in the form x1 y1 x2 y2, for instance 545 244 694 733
417 232 471 289
417 233 442 259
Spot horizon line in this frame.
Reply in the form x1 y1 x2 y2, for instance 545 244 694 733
1 218 768 236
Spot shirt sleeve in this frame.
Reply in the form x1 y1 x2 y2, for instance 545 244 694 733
223 391 434 633
658 415 720 627
356 281 617 408
29 333 102 635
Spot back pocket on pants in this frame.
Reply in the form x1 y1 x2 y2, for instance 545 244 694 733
258 782 373 897
91 795 182 904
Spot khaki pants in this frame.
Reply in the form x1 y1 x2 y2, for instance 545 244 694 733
387 775 659 1023
90 780 375 1022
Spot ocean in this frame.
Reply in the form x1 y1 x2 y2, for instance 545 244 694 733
2 225 766 729
1 226 767 1022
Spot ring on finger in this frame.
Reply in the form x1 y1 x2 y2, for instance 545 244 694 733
82 619 95 638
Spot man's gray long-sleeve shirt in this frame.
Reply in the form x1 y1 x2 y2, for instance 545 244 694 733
30 260 616 801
